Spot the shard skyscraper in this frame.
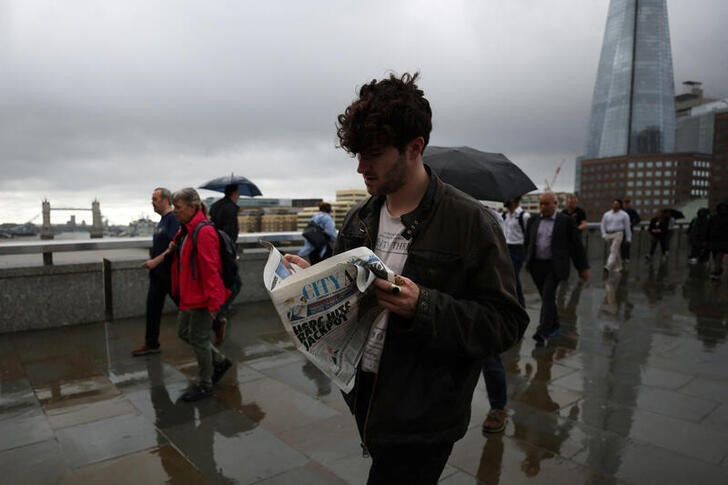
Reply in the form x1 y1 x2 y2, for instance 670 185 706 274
583 0 676 159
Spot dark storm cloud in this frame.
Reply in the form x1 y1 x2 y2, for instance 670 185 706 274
1 0 726 223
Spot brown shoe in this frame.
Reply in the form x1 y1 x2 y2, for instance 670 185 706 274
132 345 161 357
482 408 507 433
213 316 227 346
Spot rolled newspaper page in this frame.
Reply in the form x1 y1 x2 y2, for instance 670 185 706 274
260 241 394 392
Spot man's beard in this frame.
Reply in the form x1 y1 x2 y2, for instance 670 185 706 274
370 154 407 196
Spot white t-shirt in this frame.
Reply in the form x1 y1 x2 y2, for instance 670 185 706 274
360 203 410 373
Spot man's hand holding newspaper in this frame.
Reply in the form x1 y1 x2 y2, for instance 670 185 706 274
263 243 400 392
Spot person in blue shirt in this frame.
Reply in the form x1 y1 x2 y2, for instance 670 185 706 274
298 202 337 264
133 187 180 356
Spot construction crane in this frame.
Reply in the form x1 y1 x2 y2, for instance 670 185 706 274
544 159 566 192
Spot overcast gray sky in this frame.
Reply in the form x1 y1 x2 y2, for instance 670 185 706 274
1 0 726 225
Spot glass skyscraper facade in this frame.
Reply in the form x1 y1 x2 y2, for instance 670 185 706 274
583 0 676 159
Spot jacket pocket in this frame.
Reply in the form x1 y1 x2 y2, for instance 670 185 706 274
404 250 465 295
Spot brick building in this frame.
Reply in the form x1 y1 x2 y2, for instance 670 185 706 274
709 111 728 208
579 152 711 220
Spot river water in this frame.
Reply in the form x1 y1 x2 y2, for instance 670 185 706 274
0 232 149 269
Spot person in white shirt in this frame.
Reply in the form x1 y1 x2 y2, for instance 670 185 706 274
501 197 530 307
600 199 632 272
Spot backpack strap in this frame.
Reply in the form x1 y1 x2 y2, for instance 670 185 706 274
517 210 526 233
190 221 211 281
503 210 527 234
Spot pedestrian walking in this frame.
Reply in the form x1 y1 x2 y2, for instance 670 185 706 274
562 195 588 233
525 192 590 346
600 199 632 272
501 197 530 307
284 72 528 484
646 209 670 262
170 188 233 401
132 187 180 356
481 354 509 434
208 183 243 345
299 201 337 264
620 199 641 264
687 208 710 264
708 202 728 280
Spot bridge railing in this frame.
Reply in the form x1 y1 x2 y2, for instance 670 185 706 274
0 231 305 266
0 226 692 333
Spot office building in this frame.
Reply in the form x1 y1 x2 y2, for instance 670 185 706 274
583 0 676 160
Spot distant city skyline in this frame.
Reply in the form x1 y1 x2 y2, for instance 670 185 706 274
1 1 726 225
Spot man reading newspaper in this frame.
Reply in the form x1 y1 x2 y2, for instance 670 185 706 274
284 72 529 484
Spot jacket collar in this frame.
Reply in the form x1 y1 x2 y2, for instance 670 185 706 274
182 209 208 235
358 164 442 241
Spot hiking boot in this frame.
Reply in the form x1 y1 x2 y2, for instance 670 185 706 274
482 409 508 433
212 358 233 384
181 384 213 402
213 316 228 346
131 345 161 357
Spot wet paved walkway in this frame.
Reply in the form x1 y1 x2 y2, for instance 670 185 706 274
2 255 728 484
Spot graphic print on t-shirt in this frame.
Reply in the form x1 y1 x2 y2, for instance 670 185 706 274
360 204 410 373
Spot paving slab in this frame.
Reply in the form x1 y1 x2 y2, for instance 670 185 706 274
1 254 727 483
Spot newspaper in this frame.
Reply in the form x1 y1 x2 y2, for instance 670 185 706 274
261 241 394 392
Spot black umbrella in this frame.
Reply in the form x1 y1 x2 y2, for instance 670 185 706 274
423 146 536 202
199 174 262 197
663 208 685 219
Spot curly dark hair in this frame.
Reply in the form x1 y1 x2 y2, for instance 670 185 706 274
336 72 432 155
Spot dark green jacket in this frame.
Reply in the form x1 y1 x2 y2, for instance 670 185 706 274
334 168 529 447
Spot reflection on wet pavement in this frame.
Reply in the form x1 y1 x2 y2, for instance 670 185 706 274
2 256 728 483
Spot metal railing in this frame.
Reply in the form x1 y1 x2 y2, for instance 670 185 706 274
0 224 692 266
0 232 306 265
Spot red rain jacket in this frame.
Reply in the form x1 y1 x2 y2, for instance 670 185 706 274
170 209 230 313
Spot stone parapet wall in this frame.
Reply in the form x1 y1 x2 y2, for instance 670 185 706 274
0 248 286 333
0 263 105 332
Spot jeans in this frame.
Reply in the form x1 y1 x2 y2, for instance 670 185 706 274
620 239 631 261
367 442 454 485
509 245 525 307
145 272 170 348
177 308 226 386
529 259 560 336
218 274 242 318
482 354 507 410
713 250 726 274
649 235 669 255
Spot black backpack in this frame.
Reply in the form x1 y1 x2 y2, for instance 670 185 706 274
502 210 526 234
302 220 328 248
190 222 239 289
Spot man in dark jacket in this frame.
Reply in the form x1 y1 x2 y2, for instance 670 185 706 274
209 184 240 242
208 183 242 344
708 202 728 280
525 192 590 346
687 208 710 264
620 198 641 264
132 187 179 356
285 73 528 484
